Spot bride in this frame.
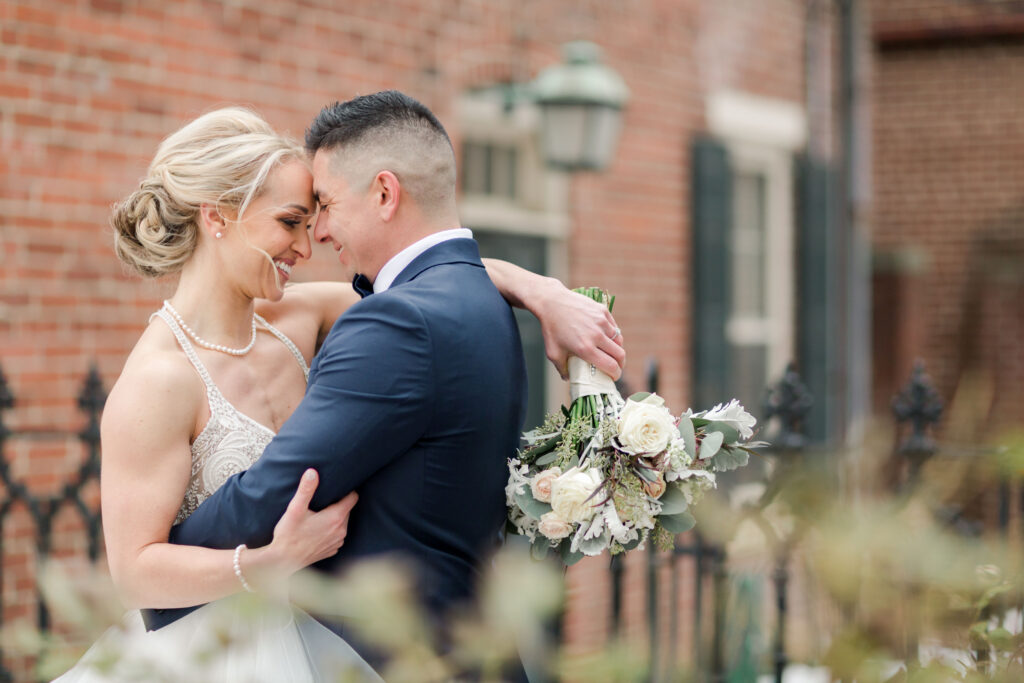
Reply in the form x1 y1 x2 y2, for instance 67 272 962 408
53 108 624 681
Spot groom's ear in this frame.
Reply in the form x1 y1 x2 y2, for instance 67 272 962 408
372 170 401 222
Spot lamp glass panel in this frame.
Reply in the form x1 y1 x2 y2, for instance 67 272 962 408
582 105 623 169
540 104 588 168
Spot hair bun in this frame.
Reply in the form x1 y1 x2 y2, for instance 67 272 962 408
111 179 196 278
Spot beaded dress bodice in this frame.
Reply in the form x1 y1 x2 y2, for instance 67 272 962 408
151 307 309 525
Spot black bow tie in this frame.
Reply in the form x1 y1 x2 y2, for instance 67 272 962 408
352 274 374 299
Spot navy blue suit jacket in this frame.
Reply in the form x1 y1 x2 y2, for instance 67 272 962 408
144 239 527 643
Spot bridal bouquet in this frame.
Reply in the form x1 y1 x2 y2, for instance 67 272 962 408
505 288 765 565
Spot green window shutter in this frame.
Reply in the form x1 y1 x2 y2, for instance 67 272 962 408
795 154 837 444
691 137 733 409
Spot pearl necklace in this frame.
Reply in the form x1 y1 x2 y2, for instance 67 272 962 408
162 300 258 356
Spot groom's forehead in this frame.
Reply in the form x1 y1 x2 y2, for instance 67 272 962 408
311 149 343 200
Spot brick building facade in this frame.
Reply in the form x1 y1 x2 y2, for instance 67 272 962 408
869 0 1024 435
0 0 875 678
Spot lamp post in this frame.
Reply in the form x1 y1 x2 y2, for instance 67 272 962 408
532 41 629 172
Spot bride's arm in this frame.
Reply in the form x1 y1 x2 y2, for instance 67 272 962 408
481 258 626 380
262 261 626 377
100 352 353 609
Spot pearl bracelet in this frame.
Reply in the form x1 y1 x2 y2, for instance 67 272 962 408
233 544 255 593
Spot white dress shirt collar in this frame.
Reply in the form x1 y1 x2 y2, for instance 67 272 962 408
372 228 473 293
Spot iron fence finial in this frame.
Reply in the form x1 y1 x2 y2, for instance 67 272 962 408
763 362 813 451
891 359 943 460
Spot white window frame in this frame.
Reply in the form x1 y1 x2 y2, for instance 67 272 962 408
707 91 806 386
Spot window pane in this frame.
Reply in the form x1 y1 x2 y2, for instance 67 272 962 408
461 142 490 195
490 146 517 199
731 171 767 318
729 343 768 420
461 142 517 200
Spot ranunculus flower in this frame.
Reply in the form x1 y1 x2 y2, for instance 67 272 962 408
643 474 667 499
617 394 676 455
550 467 603 524
537 511 572 539
530 466 562 503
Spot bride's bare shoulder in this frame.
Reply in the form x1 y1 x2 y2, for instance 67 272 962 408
103 322 203 436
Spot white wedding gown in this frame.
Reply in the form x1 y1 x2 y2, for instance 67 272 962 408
53 308 381 682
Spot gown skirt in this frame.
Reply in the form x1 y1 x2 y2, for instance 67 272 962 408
52 594 382 683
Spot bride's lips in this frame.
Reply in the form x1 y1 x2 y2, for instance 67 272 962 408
273 258 294 283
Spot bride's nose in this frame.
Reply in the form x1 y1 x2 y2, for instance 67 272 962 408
294 226 312 260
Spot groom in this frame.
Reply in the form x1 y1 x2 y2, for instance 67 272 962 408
146 91 529 664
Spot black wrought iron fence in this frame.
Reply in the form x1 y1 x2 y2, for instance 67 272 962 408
611 358 962 683
0 364 105 682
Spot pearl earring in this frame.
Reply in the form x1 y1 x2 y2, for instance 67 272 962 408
215 232 223 239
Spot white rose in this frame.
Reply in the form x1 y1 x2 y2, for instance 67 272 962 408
550 467 603 524
530 466 562 503
617 394 676 455
537 511 573 540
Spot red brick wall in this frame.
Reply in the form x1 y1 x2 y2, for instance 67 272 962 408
869 0 1024 430
1 0 823 675
872 0 1024 34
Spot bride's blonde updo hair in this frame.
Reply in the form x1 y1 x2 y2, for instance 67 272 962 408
112 107 306 278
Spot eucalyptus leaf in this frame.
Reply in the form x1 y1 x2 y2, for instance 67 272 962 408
530 537 551 561
522 428 557 445
691 417 710 428
658 485 689 515
634 466 659 483
678 416 696 459
709 447 749 472
628 392 651 402
535 450 559 467
706 421 739 444
560 541 584 566
659 511 697 534
699 431 724 460
514 486 553 520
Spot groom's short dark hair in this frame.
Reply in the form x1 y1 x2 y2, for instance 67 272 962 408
305 90 452 155
305 90 456 212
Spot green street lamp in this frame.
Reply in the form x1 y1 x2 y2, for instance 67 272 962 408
532 41 630 172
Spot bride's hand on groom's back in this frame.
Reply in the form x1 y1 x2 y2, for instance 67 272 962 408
261 469 358 578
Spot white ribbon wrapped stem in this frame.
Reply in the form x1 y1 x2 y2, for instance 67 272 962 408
568 356 618 401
